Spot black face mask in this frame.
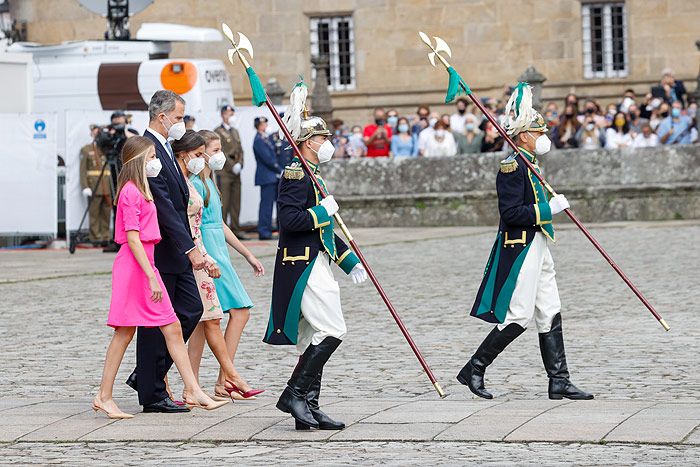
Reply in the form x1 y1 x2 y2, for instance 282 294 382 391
630 112 638 119
458 108 466 115
660 112 669 118
585 108 595 114
375 118 386 126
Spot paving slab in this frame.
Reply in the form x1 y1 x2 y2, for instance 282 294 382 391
190 416 286 441
362 400 492 424
330 422 450 441
505 400 653 442
79 408 233 442
436 399 569 441
0 425 47 442
606 403 700 443
683 426 700 445
19 412 116 442
322 399 407 415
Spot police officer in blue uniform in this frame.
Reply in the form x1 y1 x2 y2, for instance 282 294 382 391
253 116 280 240
265 84 368 430
457 83 593 401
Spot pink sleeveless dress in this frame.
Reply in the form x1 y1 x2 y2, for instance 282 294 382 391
107 181 177 328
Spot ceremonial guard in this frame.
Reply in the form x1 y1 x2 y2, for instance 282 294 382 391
214 105 247 239
457 83 593 401
79 127 113 246
265 84 368 430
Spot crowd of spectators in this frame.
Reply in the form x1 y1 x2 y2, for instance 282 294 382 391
331 68 697 158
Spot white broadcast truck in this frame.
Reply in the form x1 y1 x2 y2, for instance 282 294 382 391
0 22 234 247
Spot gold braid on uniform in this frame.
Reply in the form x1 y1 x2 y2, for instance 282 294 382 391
500 159 518 174
283 162 304 180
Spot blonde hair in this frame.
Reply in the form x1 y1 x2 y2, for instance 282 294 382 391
115 136 155 204
197 129 222 208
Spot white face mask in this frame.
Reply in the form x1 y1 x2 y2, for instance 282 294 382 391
163 114 186 140
532 133 552 155
429 117 438 128
435 129 446 138
309 139 335 164
207 151 226 171
186 155 206 175
145 158 162 178
227 115 238 127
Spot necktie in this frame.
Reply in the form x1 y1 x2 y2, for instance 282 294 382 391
165 141 175 163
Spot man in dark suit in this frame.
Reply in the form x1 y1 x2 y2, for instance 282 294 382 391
125 90 207 413
253 116 280 240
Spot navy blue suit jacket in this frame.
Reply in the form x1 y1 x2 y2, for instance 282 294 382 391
253 132 280 186
143 129 195 274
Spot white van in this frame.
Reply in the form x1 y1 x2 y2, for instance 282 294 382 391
1 24 236 243
7 28 233 114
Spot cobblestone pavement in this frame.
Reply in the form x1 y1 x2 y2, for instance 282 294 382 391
1 222 698 464
0 441 698 466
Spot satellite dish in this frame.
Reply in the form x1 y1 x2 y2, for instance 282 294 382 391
78 0 154 40
78 0 153 16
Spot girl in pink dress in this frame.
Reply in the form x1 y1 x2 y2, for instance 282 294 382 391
93 136 228 419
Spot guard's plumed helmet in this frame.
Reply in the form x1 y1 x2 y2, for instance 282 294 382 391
501 82 547 136
297 116 333 142
279 80 332 144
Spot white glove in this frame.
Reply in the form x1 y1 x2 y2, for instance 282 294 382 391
232 162 242 175
549 194 570 215
320 195 339 217
82 188 92 198
350 264 368 284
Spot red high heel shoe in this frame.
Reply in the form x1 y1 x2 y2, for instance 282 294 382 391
225 380 265 399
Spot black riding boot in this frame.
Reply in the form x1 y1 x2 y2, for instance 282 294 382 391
539 313 593 400
457 323 525 399
295 369 345 430
276 337 342 428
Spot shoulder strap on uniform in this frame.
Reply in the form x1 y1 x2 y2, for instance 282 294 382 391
500 155 518 174
283 161 304 180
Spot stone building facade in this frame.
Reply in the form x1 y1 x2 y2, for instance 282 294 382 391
10 0 700 123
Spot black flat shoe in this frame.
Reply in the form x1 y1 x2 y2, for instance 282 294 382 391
125 372 137 392
143 397 190 413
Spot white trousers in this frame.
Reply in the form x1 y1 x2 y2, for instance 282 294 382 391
296 252 347 354
498 232 561 333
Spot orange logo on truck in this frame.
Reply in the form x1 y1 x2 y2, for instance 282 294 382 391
160 61 197 95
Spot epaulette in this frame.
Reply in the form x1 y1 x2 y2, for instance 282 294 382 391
283 162 304 180
499 155 518 174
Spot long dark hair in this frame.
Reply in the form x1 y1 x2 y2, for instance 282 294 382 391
197 129 222 208
171 129 206 156
612 111 629 134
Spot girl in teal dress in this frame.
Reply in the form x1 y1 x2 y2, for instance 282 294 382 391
186 129 266 400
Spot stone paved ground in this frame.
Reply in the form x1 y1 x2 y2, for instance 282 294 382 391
1 222 698 465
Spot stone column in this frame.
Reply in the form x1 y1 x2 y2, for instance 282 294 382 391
310 55 333 122
518 66 547 111
265 78 285 105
